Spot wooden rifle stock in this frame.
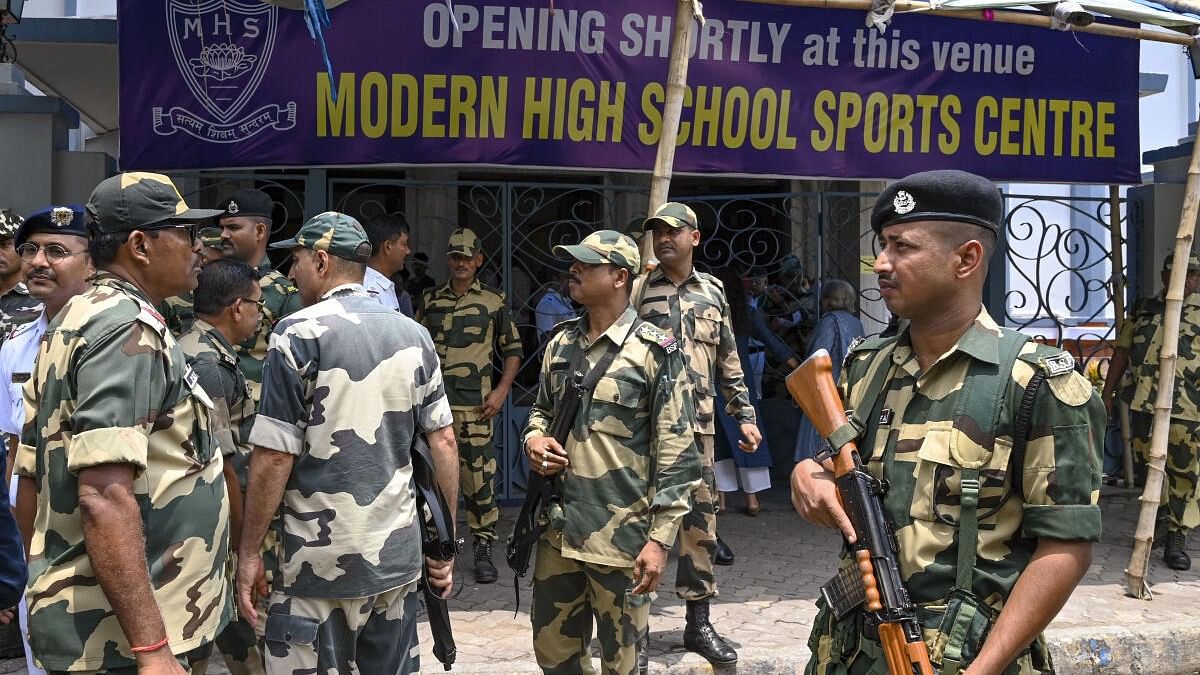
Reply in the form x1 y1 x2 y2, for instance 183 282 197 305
786 349 934 675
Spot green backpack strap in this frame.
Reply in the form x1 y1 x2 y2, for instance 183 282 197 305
953 328 1031 592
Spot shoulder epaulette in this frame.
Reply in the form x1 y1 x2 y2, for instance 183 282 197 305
636 322 678 353
1017 343 1076 378
697 270 723 288
548 316 580 339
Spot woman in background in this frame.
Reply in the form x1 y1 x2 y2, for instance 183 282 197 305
713 267 798 532
793 279 865 463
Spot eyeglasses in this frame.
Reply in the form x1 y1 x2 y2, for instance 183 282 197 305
143 222 199 244
16 242 88 264
234 296 265 312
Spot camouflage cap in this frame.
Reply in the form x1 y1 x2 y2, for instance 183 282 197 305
270 211 372 263
643 201 698 231
87 172 224 233
554 229 641 273
0 210 22 240
199 226 224 250
1163 249 1200 272
447 227 481 256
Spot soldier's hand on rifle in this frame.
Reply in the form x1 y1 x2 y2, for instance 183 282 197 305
738 423 762 453
426 556 455 599
790 459 856 543
632 540 668 594
526 435 568 476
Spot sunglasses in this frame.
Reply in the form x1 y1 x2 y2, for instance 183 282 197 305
143 222 200 244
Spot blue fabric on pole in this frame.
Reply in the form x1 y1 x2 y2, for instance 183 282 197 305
304 0 337 102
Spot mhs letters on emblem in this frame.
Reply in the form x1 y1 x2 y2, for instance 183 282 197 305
154 0 297 144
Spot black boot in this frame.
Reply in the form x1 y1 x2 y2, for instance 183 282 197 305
712 537 735 566
637 632 649 674
473 539 498 583
683 600 737 665
1164 530 1191 571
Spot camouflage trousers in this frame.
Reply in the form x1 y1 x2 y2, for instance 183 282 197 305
531 529 650 675
261 581 420 675
1131 413 1200 533
806 591 1053 675
46 644 213 675
675 433 718 600
452 407 499 542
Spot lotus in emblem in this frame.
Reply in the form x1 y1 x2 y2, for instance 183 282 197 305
189 43 258 81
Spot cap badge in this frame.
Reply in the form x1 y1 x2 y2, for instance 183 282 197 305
893 191 916 215
51 207 74 227
226 200 240 215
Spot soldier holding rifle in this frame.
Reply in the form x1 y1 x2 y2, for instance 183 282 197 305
791 170 1104 675
523 230 700 675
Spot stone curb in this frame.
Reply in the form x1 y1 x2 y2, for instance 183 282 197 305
429 619 1200 674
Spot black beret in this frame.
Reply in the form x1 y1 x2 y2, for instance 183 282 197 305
218 188 274 220
16 205 88 247
871 169 1003 236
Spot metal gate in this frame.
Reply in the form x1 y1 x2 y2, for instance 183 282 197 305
176 170 1125 498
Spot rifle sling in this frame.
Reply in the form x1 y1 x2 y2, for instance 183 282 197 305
509 317 641 611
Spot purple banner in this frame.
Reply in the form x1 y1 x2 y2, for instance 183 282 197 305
118 0 1140 183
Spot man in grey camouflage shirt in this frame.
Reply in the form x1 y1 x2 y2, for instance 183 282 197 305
236 212 459 674
0 211 42 343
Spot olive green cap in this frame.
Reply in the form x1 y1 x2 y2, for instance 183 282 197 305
643 201 698 230
86 172 223 233
270 211 372 263
554 229 641 273
1163 250 1200 272
447 227 481 256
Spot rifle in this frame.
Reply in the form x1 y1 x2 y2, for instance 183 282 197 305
411 434 462 671
505 371 582 583
786 349 934 675
506 331 628 610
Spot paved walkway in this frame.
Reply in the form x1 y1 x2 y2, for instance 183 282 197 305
425 484 1200 674
1 485 1196 674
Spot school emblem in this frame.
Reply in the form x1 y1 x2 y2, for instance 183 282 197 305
893 191 916 215
153 0 296 144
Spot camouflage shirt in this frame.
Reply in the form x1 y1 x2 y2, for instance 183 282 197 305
161 256 302 404
841 309 1103 611
417 279 523 407
15 272 231 672
179 319 256 487
1117 292 1200 420
248 284 454 598
636 267 755 434
524 306 701 567
0 283 43 345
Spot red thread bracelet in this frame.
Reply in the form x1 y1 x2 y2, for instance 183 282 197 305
130 637 170 654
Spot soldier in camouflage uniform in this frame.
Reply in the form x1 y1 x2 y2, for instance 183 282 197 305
525 230 700 675
417 227 522 584
793 170 1103 675
0 210 43 344
178 259 266 675
236 212 459 675
1102 250 1200 570
636 201 761 665
14 173 232 674
162 188 302 404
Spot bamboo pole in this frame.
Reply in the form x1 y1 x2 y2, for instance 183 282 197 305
1124 122 1200 599
1106 185 1137 489
744 0 1198 46
643 0 697 269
